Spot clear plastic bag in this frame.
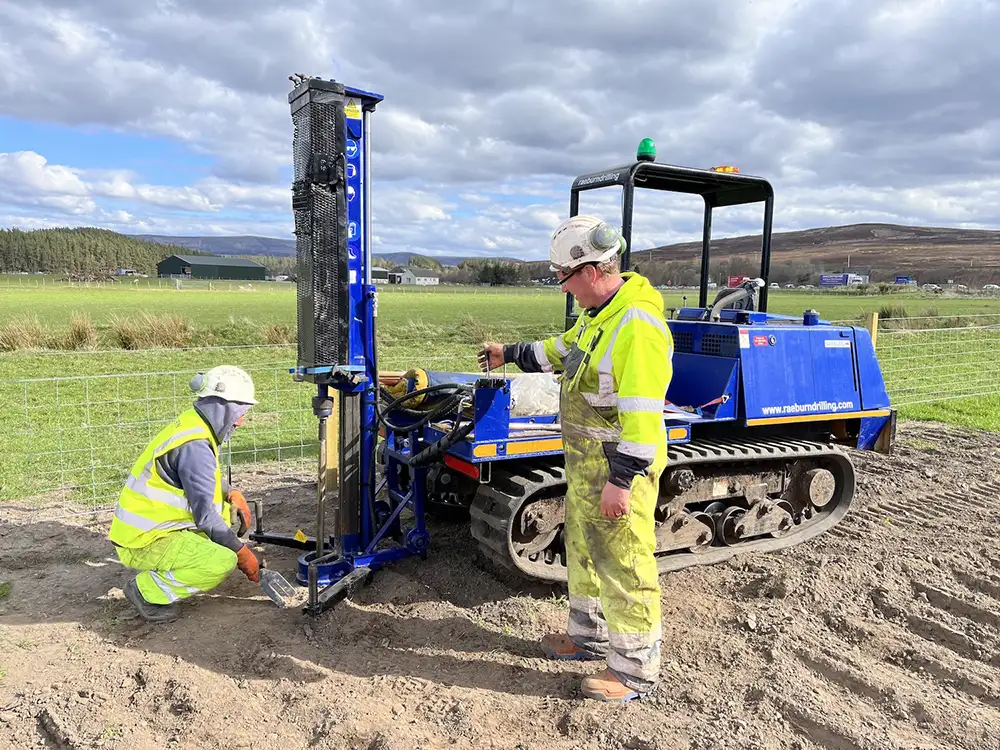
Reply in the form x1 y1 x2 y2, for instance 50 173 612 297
509 372 560 417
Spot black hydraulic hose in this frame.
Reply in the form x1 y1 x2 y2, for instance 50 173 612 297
377 385 441 420
374 381 478 467
377 382 474 434
380 392 462 432
407 412 476 467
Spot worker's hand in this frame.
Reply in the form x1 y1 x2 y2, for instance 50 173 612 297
236 545 260 583
600 482 631 520
228 489 252 536
478 343 505 373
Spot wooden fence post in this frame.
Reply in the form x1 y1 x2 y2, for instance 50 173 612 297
864 311 879 349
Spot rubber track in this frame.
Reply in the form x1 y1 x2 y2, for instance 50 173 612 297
469 460 567 581
469 436 855 583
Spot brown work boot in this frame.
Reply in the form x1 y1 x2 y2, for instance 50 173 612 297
580 670 643 702
124 578 179 624
539 633 603 661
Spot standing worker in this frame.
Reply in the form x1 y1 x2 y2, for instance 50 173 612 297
109 365 262 623
479 216 673 702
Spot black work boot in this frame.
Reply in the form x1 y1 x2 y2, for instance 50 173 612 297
124 578 179 623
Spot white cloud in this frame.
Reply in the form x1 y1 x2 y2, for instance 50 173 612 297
0 0 998 259
0 152 88 196
0 151 291 228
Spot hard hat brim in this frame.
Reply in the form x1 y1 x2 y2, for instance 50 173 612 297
549 244 621 273
195 394 258 406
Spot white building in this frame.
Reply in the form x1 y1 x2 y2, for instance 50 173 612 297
389 266 440 286
372 266 389 284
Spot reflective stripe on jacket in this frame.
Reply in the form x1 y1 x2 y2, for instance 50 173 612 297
109 408 227 548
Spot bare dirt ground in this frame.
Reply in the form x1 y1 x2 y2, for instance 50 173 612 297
2 420 1000 750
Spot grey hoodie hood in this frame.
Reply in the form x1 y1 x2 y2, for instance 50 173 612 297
194 396 253 445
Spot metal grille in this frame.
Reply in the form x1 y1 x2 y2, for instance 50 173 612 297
290 79 349 375
700 332 740 357
672 331 694 353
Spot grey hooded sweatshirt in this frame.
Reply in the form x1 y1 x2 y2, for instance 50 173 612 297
153 396 253 553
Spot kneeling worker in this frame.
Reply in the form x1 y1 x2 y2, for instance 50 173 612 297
109 365 262 623
480 216 673 702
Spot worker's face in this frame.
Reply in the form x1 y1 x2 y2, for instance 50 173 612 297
557 263 600 307
232 404 253 430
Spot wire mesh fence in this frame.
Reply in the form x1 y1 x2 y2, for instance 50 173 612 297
0 345 494 510
2 361 306 510
0 275 295 293
875 313 1000 406
0 275 564 296
1 314 995 512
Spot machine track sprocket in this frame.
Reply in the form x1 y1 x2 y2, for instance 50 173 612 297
469 460 567 581
469 437 855 583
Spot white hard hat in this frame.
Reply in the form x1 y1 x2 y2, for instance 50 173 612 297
189 365 258 405
549 215 625 273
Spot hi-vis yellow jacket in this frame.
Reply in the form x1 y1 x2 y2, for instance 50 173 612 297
534 272 673 466
108 409 228 549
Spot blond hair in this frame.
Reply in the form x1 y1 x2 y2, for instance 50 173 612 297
597 257 621 276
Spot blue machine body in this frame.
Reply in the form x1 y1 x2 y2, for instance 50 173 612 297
402 308 893 475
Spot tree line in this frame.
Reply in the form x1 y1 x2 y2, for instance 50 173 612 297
0 227 202 276
6 226 987 288
0 227 300 279
0 226 822 286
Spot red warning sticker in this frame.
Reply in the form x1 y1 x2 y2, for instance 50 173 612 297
753 335 769 347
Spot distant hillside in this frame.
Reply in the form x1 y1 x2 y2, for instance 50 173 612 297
373 252 468 268
130 223 1000 283
5 222 1000 285
134 234 519 268
644 223 1000 284
133 234 296 257
0 227 296 277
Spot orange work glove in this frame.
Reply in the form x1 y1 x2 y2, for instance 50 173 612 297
236 545 260 583
229 489 252 536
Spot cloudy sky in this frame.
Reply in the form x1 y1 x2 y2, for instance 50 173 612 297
1 0 998 260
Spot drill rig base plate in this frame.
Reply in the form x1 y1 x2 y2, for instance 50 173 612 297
306 564 372 616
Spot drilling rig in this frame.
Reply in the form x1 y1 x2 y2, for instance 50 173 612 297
251 78 895 614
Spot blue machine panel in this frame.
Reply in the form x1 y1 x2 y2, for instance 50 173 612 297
665 351 739 421
741 325 862 420
853 327 891 409
343 86 383 368
857 414 892 450
473 380 512 442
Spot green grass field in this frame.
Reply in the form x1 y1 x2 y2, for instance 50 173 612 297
3 277 1000 334
2 281 999 506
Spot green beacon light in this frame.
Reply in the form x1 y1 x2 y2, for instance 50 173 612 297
636 138 656 162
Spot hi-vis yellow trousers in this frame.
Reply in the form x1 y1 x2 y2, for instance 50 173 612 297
562 390 663 692
116 531 237 605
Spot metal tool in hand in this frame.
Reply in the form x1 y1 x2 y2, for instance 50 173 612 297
478 346 506 377
258 568 298 608
243 499 298 608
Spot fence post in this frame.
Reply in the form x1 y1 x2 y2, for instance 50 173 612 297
864 311 879 349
